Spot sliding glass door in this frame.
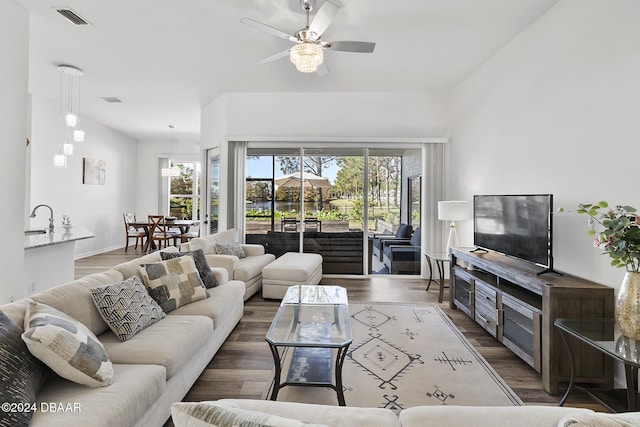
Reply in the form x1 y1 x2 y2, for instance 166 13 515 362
238 144 434 276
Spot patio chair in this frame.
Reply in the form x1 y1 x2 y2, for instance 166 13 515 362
372 223 413 261
383 228 421 274
281 218 298 232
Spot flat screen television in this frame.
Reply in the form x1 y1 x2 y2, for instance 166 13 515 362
473 194 554 273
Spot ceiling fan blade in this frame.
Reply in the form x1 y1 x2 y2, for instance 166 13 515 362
316 62 329 76
240 17 297 42
257 49 291 65
309 0 341 36
324 41 375 53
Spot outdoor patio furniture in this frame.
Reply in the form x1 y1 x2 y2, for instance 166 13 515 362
383 228 421 274
372 223 413 261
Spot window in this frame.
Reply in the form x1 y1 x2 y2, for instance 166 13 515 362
168 161 200 220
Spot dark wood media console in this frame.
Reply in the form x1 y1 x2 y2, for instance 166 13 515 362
449 247 615 394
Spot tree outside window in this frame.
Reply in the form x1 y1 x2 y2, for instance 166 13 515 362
169 162 200 220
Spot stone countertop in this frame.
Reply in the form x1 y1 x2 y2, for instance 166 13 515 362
24 226 95 250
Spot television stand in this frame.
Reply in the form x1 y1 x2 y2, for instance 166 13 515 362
536 267 563 276
449 247 614 395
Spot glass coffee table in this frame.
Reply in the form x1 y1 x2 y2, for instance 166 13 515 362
265 285 352 405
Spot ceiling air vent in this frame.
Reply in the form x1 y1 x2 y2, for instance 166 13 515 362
102 97 122 103
56 8 91 26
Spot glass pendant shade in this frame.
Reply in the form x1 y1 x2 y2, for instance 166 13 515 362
65 113 78 127
161 167 180 177
53 153 67 168
73 129 85 142
63 142 74 156
290 42 323 73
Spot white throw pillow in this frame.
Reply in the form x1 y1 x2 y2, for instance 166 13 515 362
21 302 114 387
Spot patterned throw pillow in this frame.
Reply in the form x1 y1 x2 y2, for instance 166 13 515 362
0 311 50 426
161 249 218 288
21 302 113 388
90 277 166 342
171 402 329 427
139 256 209 313
214 242 246 259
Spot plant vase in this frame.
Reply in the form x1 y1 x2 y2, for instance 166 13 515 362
615 272 640 340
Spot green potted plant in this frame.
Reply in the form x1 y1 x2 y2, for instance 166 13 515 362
576 201 640 338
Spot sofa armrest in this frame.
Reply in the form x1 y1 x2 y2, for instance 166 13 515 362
242 244 265 256
204 254 239 278
210 267 229 285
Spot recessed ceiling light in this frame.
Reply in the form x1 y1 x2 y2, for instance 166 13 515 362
102 97 122 103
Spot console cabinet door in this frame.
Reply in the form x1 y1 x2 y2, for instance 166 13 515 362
474 280 497 337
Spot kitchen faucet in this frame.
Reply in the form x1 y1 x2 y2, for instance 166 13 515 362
30 204 55 232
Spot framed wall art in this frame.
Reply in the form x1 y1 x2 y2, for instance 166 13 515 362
82 157 106 185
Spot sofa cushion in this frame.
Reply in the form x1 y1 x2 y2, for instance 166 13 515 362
161 249 218 288
27 270 126 337
233 254 276 282
216 399 401 427
171 401 329 427
139 256 208 313
169 280 245 329
90 277 166 342
398 405 595 427
100 314 212 379
215 242 246 258
557 410 640 426
112 247 178 280
189 228 240 255
29 363 165 427
22 302 114 388
0 311 50 427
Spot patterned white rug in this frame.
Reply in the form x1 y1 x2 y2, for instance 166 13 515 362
268 302 522 413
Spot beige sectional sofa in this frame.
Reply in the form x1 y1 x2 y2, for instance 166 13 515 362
181 228 275 300
0 247 245 427
172 399 640 427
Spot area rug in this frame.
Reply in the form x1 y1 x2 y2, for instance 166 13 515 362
266 302 522 413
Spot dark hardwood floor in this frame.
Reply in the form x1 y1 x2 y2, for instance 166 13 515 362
75 248 605 415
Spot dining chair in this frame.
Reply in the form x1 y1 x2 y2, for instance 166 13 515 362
148 215 179 251
123 213 146 252
180 221 200 243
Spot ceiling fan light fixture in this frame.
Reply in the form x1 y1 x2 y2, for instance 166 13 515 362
290 42 323 73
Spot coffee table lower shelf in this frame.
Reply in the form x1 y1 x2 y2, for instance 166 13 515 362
267 344 351 406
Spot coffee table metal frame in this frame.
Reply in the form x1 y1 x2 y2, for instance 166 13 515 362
265 285 352 406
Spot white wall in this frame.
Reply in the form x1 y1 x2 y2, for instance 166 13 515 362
226 92 448 139
0 1 28 303
29 96 139 257
448 0 640 290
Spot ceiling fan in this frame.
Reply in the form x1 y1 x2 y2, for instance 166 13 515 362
241 0 375 75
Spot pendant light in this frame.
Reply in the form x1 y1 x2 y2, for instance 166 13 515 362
55 64 84 167
161 125 180 177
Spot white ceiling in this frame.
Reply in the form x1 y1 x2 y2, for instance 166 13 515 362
15 0 559 141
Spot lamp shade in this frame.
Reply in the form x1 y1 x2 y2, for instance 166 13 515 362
438 201 471 221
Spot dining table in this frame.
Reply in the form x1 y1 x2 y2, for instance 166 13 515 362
128 219 197 253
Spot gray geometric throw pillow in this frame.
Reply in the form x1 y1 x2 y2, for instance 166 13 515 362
214 242 246 259
90 277 166 342
139 256 208 313
161 249 218 288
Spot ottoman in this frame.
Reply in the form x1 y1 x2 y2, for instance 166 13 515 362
262 252 323 299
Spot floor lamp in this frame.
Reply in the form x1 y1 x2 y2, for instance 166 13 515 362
438 201 471 257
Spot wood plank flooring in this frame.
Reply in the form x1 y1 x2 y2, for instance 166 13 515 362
75 248 606 423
